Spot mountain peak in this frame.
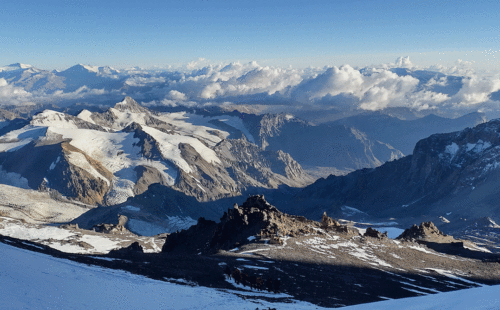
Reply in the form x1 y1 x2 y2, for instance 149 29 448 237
0 63 33 72
9 63 32 69
63 64 99 73
113 97 148 113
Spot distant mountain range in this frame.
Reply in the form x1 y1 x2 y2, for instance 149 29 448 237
279 118 500 231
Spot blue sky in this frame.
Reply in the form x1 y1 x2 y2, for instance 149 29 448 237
1 0 499 70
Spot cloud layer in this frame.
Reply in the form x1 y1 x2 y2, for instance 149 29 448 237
2 59 500 117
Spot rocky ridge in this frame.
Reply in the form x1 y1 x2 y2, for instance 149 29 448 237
0 97 312 207
281 118 500 228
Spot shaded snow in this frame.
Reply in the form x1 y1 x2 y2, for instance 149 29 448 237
444 142 459 159
0 242 326 310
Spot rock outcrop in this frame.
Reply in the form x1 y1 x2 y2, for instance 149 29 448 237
93 215 132 235
364 227 388 239
162 195 358 254
396 222 452 243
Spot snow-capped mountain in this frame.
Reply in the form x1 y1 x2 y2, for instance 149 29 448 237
281 118 500 228
0 97 312 210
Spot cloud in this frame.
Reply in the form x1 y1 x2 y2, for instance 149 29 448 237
426 59 476 77
407 90 450 110
168 90 187 101
0 78 33 105
4 57 500 116
451 75 500 106
186 58 208 70
395 56 414 69
124 76 166 87
292 65 420 110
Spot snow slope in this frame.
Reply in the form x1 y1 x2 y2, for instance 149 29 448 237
342 284 500 310
0 242 327 310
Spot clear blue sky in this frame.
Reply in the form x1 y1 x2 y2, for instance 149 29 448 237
1 0 499 70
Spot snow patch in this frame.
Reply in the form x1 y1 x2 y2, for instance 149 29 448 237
122 205 141 212
444 142 459 159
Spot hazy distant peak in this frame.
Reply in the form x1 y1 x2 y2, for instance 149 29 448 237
0 63 33 72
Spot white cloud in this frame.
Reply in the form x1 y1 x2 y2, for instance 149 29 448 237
395 56 414 69
407 90 450 110
292 65 419 110
4 58 500 115
452 75 500 106
186 58 208 70
168 90 187 101
0 78 33 105
124 76 166 87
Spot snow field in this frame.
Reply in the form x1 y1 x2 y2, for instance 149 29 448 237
0 242 329 310
0 218 122 254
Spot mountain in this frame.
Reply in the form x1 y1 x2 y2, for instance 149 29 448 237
240 113 405 177
280 118 500 232
0 97 312 210
0 63 124 94
0 63 64 92
55 64 124 92
331 111 488 155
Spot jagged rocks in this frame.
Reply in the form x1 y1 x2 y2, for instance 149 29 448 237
93 215 132 235
321 212 340 229
397 221 453 242
108 241 144 258
364 227 388 239
161 195 356 254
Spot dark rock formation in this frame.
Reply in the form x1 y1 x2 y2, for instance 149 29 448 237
161 195 356 254
364 227 388 239
93 215 132 235
397 222 451 242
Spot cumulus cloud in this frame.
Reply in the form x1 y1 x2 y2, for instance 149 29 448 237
4 57 500 116
168 90 187 101
407 90 450 110
292 65 420 110
0 78 33 105
186 58 209 70
395 56 414 69
427 59 476 77
452 75 500 106
124 76 166 87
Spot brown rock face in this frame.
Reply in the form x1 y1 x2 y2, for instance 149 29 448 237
364 227 388 239
162 195 357 254
93 215 132 235
396 221 452 242
321 212 340 229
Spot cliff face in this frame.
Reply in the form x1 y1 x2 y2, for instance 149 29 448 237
0 97 312 206
283 119 500 225
251 113 404 177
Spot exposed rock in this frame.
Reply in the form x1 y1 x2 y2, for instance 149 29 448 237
397 222 452 242
59 223 79 230
108 241 144 257
281 119 500 224
364 227 388 239
162 195 356 254
93 215 132 235
321 212 340 229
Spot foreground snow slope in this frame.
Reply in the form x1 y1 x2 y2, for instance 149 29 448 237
342 284 500 310
0 242 325 310
1 240 499 309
